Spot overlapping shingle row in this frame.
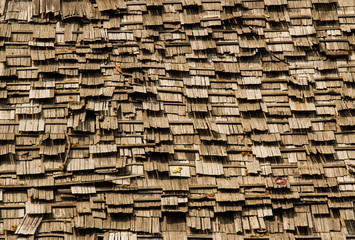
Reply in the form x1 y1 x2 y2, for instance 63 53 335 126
0 0 355 239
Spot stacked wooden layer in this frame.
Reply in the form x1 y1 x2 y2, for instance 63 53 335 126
0 0 355 239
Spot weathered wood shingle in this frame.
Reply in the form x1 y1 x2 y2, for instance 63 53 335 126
0 0 354 239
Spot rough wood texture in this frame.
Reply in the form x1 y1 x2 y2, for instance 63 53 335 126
0 0 355 239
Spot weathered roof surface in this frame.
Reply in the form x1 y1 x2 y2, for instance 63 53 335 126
0 0 355 239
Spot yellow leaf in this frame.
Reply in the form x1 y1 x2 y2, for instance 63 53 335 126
172 166 182 173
